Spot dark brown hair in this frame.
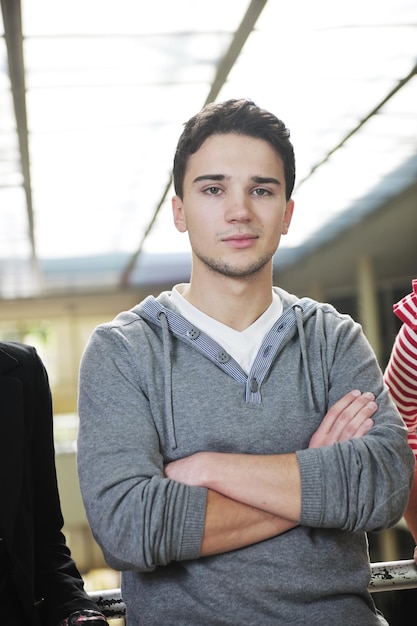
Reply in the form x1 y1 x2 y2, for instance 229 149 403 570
173 99 296 200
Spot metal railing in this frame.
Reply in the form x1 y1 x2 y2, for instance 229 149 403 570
89 559 417 619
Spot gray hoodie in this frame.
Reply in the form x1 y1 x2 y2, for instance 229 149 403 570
77 287 414 625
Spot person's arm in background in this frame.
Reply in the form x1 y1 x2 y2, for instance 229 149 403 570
384 279 417 561
25 346 108 625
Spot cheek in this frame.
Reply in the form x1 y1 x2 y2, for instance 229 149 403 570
265 213 284 237
187 209 216 234
187 224 208 248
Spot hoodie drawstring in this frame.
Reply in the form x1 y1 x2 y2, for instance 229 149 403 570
158 311 178 450
294 304 316 410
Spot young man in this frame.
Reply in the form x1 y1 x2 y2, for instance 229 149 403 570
77 99 414 625
0 342 108 626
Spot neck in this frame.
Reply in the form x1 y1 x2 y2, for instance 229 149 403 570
180 267 274 331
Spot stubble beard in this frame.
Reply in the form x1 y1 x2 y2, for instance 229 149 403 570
194 250 274 280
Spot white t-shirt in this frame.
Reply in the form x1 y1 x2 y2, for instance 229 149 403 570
171 285 283 374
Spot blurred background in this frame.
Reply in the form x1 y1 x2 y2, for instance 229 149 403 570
1 0 416 623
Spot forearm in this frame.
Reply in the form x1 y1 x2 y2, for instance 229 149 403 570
165 391 381 540
200 489 297 556
166 452 301 521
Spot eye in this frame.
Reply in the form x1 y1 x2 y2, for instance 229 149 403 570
204 186 222 195
253 187 271 197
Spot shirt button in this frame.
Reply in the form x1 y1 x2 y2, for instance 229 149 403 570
250 378 258 392
217 351 229 363
186 326 200 340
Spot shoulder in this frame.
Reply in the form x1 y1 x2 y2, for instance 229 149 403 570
0 341 43 375
274 286 350 324
90 292 174 343
0 340 35 359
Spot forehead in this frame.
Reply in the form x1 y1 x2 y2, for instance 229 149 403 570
185 133 283 176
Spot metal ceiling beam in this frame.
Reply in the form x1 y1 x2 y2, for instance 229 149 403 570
202 0 269 107
119 0 269 287
295 60 417 191
1 0 38 266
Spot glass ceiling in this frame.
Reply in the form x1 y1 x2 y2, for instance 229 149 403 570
0 0 416 298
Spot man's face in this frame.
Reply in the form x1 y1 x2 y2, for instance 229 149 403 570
172 133 294 280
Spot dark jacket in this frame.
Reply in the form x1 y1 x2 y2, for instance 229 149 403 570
0 342 99 625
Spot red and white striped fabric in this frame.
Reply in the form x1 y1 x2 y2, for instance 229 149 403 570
384 280 417 459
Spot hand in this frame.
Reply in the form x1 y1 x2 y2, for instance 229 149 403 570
308 390 377 449
414 546 417 564
58 610 110 626
165 451 207 486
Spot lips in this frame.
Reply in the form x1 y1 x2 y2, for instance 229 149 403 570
222 233 258 242
222 233 258 248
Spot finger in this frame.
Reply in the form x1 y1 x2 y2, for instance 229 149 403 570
319 390 363 434
338 415 374 441
334 395 377 441
309 392 377 448
321 391 375 440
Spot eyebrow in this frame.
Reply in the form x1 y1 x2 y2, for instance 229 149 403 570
192 174 282 185
192 174 225 184
252 175 282 186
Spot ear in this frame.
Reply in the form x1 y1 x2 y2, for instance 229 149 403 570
172 195 188 233
281 199 294 235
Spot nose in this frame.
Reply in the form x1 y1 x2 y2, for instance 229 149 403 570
224 190 252 223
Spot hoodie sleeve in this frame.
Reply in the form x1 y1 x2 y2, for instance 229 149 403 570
296 306 415 533
77 323 207 572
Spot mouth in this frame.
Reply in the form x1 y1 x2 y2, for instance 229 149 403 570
222 233 258 249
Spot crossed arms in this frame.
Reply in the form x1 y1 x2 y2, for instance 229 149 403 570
165 390 377 555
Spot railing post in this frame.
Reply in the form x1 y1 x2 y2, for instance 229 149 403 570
369 559 417 592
